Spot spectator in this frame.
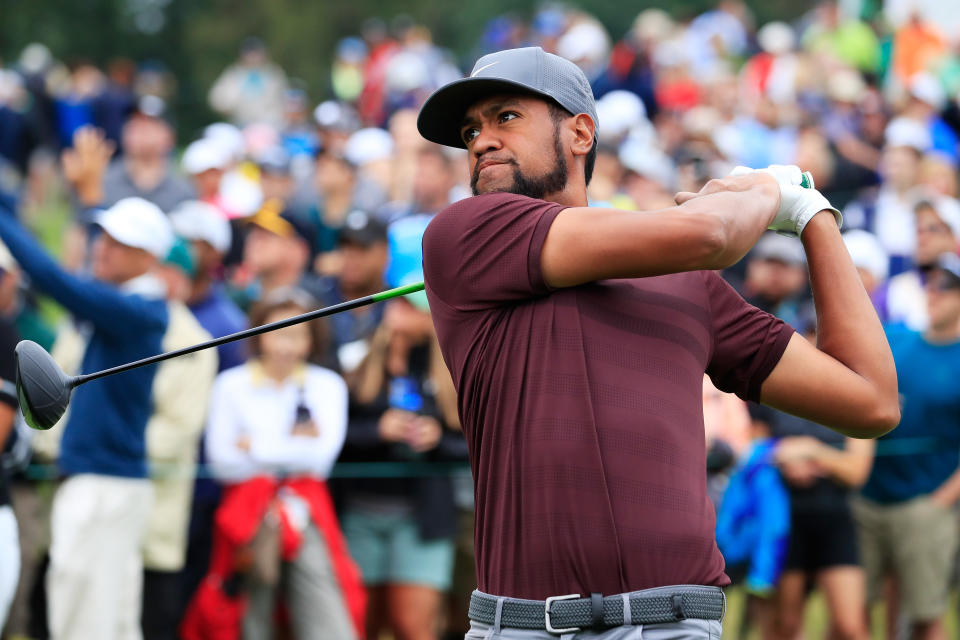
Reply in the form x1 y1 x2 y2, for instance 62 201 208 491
802 1 880 73
188 288 364 640
91 58 137 150
854 252 960 640
181 137 231 203
339 289 462 640
755 316 874 640
234 206 320 311
314 210 389 372
309 152 361 259
842 229 890 297
0 196 173 639
208 38 290 128
848 117 929 272
902 73 958 163
740 233 812 329
715 418 791 627
141 241 218 640
0 295 20 630
169 200 248 372
380 144 459 222
313 100 360 156
254 146 296 205
876 195 960 329
100 96 194 212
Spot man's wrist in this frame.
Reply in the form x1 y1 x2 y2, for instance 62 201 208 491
800 208 841 238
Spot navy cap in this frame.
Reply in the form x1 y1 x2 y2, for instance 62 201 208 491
933 252 960 288
417 46 599 149
339 210 387 247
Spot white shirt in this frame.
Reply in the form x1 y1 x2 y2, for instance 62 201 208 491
205 361 348 482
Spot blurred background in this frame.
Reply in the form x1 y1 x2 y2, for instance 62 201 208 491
2 0 960 639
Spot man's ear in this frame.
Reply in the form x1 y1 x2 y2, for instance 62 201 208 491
570 114 595 158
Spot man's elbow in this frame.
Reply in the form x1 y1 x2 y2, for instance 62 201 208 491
851 400 900 439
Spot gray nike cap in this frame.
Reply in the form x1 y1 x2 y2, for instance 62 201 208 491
417 46 599 149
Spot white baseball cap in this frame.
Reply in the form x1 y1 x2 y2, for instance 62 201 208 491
842 229 889 283
918 195 960 237
884 117 932 152
344 127 394 166
169 200 232 254
909 72 946 111
182 138 231 175
95 198 174 259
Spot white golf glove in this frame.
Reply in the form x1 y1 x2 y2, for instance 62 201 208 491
729 165 842 236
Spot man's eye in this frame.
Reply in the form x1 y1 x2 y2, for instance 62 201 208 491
499 111 518 123
462 127 479 144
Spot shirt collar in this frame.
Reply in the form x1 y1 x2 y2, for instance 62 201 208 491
248 359 308 388
120 273 167 299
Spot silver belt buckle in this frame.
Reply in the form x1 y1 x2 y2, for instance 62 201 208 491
545 593 581 634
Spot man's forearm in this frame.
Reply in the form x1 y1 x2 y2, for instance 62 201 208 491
542 175 779 287
802 212 899 428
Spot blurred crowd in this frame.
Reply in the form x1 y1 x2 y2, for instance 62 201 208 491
1 1 960 639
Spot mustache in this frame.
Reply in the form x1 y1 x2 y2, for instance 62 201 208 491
471 154 518 183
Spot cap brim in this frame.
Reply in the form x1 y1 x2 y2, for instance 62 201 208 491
417 77 555 148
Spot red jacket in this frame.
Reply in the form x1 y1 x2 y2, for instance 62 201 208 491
180 476 366 639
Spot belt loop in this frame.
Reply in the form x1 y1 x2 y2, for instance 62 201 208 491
590 592 603 628
493 597 505 633
621 593 632 626
672 594 685 621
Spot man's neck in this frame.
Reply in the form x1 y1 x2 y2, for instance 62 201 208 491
188 274 214 306
341 279 384 300
543 181 589 207
261 266 302 293
925 321 960 345
124 155 167 192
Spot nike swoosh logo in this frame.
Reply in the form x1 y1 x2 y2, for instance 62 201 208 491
471 61 500 77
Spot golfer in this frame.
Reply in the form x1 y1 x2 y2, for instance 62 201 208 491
416 47 899 639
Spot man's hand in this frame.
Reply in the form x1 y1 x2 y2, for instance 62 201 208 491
407 415 443 452
62 126 115 206
728 164 842 236
378 408 415 442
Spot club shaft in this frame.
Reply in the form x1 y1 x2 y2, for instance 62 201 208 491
72 282 425 387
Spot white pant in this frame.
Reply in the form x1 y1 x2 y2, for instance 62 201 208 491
0 505 19 629
47 475 153 640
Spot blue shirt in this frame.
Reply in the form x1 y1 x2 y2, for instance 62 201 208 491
861 326 960 503
189 284 247 372
0 208 168 478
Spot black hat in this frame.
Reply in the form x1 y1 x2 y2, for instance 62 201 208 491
339 210 387 247
932 252 960 289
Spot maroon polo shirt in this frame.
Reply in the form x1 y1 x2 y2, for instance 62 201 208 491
422 192 794 600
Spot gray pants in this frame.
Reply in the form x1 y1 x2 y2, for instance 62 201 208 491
243 524 356 640
465 618 723 639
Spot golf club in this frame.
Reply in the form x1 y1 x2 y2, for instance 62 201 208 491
14 281 425 431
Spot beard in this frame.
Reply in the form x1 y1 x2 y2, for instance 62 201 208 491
470 124 568 200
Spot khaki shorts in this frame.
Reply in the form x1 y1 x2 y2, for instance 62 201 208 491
852 495 959 621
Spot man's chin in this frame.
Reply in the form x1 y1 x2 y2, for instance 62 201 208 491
472 177 516 197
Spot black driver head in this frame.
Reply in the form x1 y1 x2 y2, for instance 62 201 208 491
15 340 76 431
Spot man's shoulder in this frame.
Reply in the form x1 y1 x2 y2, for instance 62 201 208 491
426 192 563 251
434 192 557 219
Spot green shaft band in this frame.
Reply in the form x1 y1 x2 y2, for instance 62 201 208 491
372 281 425 301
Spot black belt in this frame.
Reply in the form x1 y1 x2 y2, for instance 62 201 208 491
469 585 725 634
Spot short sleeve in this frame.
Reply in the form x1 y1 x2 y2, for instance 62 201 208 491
703 271 795 402
422 193 565 310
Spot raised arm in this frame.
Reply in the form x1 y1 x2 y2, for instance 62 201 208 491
541 173 780 288
0 211 166 341
760 212 899 438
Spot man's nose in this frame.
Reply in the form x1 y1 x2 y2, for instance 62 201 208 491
472 125 502 156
